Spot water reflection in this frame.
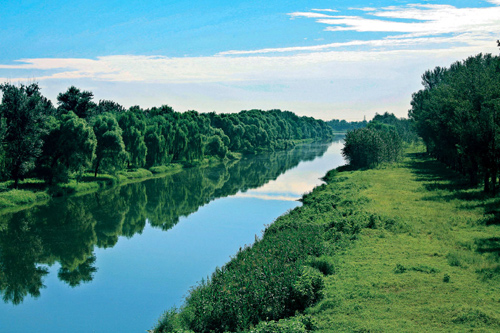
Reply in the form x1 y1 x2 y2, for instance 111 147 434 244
0 140 338 305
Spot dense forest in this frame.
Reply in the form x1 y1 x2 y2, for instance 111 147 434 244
0 142 333 305
409 53 500 193
0 83 334 187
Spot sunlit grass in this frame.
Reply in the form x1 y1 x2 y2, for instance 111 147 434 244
309 145 500 332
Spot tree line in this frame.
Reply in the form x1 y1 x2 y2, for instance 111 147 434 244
0 83 334 187
409 53 500 193
342 112 417 169
326 118 367 133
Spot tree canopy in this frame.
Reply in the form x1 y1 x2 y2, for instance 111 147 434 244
409 53 500 193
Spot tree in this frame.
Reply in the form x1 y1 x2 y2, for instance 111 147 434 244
38 112 97 183
57 86 96 118
118 110 147 168
409 53 500 192
92 114 127 176
0 83 48 186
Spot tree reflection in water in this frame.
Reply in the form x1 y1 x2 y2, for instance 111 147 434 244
0 140 339 304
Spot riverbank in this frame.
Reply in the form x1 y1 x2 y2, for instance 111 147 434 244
153 145 500 332
0 164 185 214
0 138 336 214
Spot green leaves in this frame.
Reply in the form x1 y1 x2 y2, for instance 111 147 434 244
0 83 50 185
92 113 127 176
409 53 500 192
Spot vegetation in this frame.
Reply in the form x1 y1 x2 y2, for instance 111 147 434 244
0 83 333 196
0 142 331 305
326 119 367 133
341 112 416 169
409 53 500 193
153 145 500 332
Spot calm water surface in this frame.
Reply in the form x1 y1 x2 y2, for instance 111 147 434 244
0 138 344 332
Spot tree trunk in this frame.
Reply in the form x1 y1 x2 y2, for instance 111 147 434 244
94 160 100 178
484 171 491 193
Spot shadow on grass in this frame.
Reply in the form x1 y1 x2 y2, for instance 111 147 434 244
475 237 500 257
408 153 498 204
406 153 470 192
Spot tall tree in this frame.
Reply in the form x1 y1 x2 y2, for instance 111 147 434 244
0 83 48 186
118 110 147 168
92 114 127 177
38 112 97 183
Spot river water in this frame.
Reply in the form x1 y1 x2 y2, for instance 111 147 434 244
0 137 345 332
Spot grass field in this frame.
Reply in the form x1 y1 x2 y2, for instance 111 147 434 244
308 146 500 332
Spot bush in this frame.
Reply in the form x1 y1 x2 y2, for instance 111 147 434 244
251 315 316 333
175 221 325 333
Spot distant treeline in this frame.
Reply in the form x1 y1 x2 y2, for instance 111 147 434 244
326 118 367 132
0 83 334 186
342 112 418 169
409 53 500 193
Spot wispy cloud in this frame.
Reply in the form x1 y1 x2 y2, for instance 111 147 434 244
300 3 500 36
1 38 492 85
348 7 377 12
288 12 335 19
1 2 499 119
225 3 500 55
311 8 339 13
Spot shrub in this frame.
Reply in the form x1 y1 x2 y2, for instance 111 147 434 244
307 256 335 276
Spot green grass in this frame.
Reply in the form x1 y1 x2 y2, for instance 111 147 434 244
0 189 50 210
307 146 500 332
0 165 185 213
149 164 183 174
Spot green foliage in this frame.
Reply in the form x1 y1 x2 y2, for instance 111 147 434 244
307 256 335 276
251 315 317 333
409 53 500 192
38 111 97 183
0 83 333 188
342 115 405 169
118 110 147 168
308 148 500 332
92 113 127 176
0 83 51 186
0 189 49 209
57 86 95 118
177 220 326 333
327 118 367 133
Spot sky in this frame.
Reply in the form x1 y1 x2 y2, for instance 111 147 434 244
1 0 499 121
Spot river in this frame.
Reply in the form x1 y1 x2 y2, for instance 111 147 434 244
0 137 345 332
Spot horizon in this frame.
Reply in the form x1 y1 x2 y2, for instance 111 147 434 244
1 0 499 121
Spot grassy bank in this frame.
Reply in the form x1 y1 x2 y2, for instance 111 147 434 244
309 146 500 332
153 145 500 332
0 139 323 214
0 164 184 213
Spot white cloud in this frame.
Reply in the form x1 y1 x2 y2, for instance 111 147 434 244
220 3 500 56
348 7 377 12
288 12 335 19
296 4 500 37
1 2 499 120
311 8 339 13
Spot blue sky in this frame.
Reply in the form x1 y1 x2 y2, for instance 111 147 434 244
1 0 499 120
